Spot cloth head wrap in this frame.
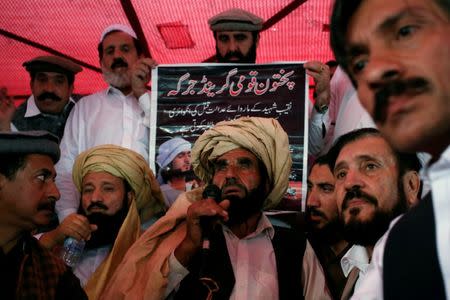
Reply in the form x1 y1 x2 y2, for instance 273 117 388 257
156 137 191 183
72 144 165 299
192 117 292 209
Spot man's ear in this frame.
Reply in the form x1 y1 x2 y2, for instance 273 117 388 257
127 190 135 206
0 174 6 190
402 170 421 208
255 34 260 47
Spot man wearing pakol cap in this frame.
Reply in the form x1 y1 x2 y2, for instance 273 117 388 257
157 137 198 208
40 144 165 300
0 55 82 139
101 117 331 300
0 131 87 300
209 8 263 63
56 24 158 223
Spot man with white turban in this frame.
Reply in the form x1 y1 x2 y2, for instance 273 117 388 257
39 144 165 300
101 117 330 300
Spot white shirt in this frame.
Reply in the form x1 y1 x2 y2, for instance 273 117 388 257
309 67 375 156
350 216 402 300
73 245 111 286
428 145 450 298
10 95 76 131
55 87 151 221
340 245 370 293
166 214 331 300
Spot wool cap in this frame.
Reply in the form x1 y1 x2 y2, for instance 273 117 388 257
23 55 82 76
0 131 60 162
208 8 264 32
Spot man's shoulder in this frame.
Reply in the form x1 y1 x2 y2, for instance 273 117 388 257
76 89 109 103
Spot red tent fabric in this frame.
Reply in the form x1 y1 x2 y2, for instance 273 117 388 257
0 0 334 101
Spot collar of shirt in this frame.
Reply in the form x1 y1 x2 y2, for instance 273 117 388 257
340 245 370 277
106 85 134 98
222 213 275 240
25 95 75 117
421 145 450 181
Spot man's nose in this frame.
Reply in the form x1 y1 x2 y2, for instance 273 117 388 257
43 80 56 92
90 189 104 203
307 191 320 208
228 39 239 52
343 169 365 191
364 52 404 90
47 181 60 202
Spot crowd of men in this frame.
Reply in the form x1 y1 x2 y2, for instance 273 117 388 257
0 1 449 299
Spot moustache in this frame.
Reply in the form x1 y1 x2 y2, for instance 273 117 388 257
36 92 62 102
342 187 378 210
87 202 108 211
111 58 128 70
307 207 327 220
374 77 430 122
37 199 56 212
223 50 245 61
221 178 247 196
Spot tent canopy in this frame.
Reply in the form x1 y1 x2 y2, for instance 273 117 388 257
1 0 334 100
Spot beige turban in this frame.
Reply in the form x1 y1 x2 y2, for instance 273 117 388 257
192 116 292 209
72 144 165 300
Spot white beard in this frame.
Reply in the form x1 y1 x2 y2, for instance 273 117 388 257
101 65 131 89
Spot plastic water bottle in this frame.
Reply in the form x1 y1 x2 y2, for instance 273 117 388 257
61 237 85 267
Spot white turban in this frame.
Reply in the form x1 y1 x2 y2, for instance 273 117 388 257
191 117 292 209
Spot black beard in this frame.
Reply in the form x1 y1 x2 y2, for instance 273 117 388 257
215 42 257 64
342 179 408 246
222 180 267 226
307 215 344 246
80 203 129 250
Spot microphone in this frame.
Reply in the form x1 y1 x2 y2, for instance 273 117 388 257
199 184 221 250
199 184 221 292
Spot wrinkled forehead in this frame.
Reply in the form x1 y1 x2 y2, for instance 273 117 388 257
33 71 68 81
348 0 449 38
335 136 396 169
101 31 135 49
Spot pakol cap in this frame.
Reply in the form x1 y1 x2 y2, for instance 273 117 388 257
208 8 264 32
0 131 60 163
100 24 138 42
23 55 82 75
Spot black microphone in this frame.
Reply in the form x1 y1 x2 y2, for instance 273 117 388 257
199 184 221 250
199 184 221 290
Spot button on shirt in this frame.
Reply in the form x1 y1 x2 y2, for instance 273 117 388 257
55 87 151 221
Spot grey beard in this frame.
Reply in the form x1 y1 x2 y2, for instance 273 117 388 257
102 66 131 89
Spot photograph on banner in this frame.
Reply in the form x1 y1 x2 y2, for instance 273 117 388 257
149 62 309 211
